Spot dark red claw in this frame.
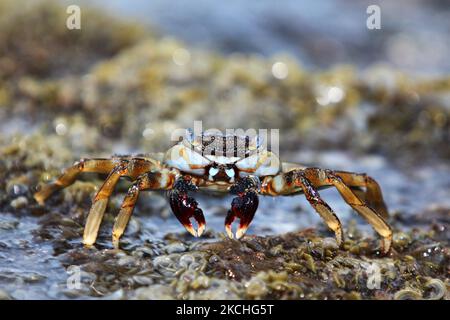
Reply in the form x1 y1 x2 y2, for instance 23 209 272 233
169 191 205 237
225 191 259 239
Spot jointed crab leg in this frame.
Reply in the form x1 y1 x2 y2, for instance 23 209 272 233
303 168 392 253
84 162 128 246
34 158 117 205
296 173 344 247
261 167 392 253
34 157 159 246
34 157 157 205
332 171 388 219
112 169 178 248
84 159 158 246
33 133 393 254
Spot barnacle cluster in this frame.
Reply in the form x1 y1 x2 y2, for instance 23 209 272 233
28 214 449 299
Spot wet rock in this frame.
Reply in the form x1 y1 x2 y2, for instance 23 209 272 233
165 242 187 254
0 220 19 230
0 290 12 300
245 276 268 298
394 288 422 300
6 183 29 197
102 289 125 300
10 196 28 209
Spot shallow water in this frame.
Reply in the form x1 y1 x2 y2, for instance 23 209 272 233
0 214 67 299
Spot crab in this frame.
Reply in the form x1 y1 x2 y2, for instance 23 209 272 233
34 130 392 253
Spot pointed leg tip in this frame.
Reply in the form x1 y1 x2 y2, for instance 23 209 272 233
335 231 344 248
381 243 391 255
83 199 108 246
33 193 45 205
112 235 120 249
83 230 97 246
82 238 95 247
83 230 98 247
377 237 392 255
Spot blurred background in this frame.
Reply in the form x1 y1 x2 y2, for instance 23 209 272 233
1 0 448 157
90 0 450 75
0 0 448 299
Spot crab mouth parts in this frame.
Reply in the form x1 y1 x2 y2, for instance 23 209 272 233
207 164 237 182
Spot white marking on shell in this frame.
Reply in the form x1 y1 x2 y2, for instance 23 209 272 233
163 144 209 175
235 154 258 171
272 175 285 193
235 152 281 177
255 152 280 176
204 155 240 164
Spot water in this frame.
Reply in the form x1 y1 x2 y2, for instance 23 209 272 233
0 214 67 299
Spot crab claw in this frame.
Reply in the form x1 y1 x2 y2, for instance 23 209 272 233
225 190 259 239
169 190 206 237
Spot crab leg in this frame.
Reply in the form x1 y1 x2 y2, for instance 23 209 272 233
34 157 156 204
83 162 129 246
112 168 177 248
34 158 117 205
225 176 260 239
84 158 157 243
303 168 392 254
295 173 344 247
332 171 388 218
34 157 158 246
168 176 206 238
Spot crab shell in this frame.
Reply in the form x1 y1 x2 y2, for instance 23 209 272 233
163 136 281 182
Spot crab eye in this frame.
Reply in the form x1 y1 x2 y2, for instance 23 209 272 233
209 167 219 177
225 168 235 178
